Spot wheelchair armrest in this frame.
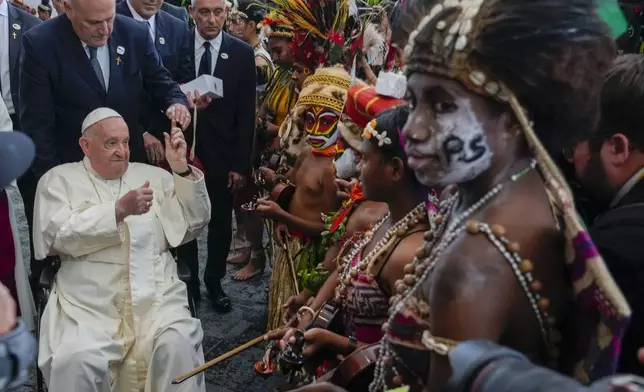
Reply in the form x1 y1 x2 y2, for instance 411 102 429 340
38 258 61 290
175 260 192 284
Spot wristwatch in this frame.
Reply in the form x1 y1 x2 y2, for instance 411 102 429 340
175 166 193 177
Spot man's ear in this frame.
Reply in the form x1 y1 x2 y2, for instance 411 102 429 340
607 133 631 166
79 136 90 156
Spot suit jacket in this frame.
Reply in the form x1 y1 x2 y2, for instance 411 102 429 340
116 2 192 137
19 14 187 179
590 179 644 376
190 30 256 176
161 2 189 24
6 3 39 128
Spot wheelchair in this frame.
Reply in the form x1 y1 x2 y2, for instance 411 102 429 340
35 256 198 392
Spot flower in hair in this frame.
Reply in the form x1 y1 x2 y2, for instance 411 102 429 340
363 120 392 147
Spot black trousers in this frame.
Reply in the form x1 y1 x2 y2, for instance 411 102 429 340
178 172 233 290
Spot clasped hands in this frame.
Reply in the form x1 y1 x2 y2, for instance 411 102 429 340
117 123 189 222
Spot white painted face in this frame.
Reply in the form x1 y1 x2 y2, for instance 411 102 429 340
335 148 359 179
405 97 493 187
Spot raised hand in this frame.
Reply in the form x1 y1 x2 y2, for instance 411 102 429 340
116 181 154 222
164 121 188 174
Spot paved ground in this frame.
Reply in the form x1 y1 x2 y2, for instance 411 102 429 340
7 186 284 391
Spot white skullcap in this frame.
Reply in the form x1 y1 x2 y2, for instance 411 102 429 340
81 108 123 134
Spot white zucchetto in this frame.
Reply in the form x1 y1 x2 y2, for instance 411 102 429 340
81 108 123 134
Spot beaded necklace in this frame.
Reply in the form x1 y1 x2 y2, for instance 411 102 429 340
369 160 537 391
334 202 428 304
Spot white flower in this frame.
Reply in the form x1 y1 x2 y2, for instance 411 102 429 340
370 129 392 147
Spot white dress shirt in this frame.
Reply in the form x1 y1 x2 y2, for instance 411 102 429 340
194 29 222 78
126 0 156 41
82 42 110 90
0 0 14 115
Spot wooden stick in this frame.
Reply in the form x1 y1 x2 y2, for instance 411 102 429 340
172 334 267 384
284 243 300 295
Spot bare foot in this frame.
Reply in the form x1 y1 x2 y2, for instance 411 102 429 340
227 248 251 265
233 262 263 281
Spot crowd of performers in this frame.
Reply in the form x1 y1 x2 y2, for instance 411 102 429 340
221 0 642 390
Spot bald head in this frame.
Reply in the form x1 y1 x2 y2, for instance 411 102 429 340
65 0 115 47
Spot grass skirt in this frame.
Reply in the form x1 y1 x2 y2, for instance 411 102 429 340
267 237 302 331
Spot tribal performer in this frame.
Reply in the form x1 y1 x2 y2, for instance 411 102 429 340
265 106 432 387
255 0 363 331
279 84 410 323
367 0 632 391
256 66 363 331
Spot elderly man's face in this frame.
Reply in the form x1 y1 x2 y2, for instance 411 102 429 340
65 0 115 47
79 117 130 179
190 0 226 40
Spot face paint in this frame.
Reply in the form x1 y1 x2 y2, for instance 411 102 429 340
407 98 492 187
335 148 359 179
305 106 340 151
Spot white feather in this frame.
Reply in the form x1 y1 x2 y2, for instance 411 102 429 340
363 23 387 66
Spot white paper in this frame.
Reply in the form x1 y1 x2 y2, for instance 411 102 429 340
375 71 407 99
180 75 224 99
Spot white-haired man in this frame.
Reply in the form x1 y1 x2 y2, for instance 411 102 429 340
33 108 210 392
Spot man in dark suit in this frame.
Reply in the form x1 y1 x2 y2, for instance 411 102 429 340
1 0 39 130
186 0 256 312
162 1 188 23
19 0 191 180
116 0 191 164
571 54 644 377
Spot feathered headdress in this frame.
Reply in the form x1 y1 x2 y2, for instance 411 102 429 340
266 0 363 70
262 11 296 39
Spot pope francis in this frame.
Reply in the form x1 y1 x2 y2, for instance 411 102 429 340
33 108 210 392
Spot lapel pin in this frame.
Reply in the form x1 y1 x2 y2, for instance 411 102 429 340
12 23 21 30
221 53 229 60
159 37 165 45
117 46 125 55
116 56 122 65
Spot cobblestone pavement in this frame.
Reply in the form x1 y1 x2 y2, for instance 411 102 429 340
8 186 284 391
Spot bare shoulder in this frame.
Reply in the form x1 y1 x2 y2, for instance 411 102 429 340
346 201 388 233
391 230 426 267
380 230 428 289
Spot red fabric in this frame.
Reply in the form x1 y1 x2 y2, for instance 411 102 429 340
0 191 19 316
288 229 308 239
345 85 406 129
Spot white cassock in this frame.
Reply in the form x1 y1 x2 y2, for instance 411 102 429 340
33 158 211 392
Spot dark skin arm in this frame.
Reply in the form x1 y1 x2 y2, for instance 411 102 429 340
301 232 428 357
425 235 517 391
274 209 325 237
